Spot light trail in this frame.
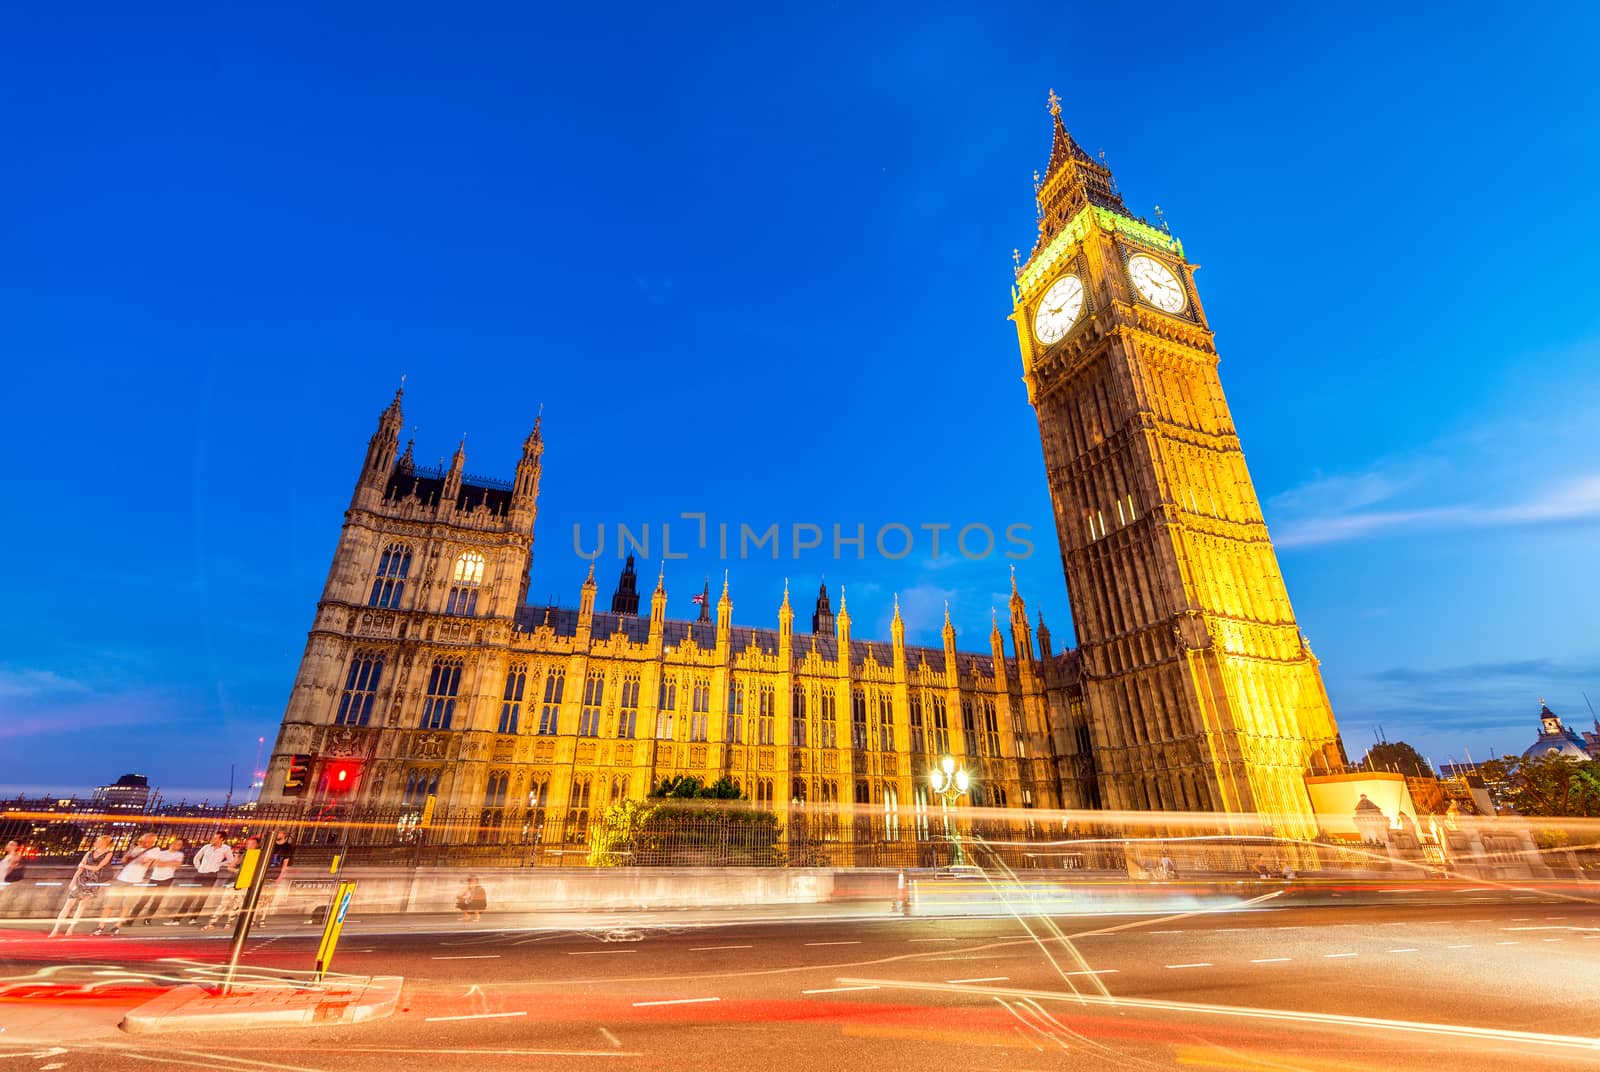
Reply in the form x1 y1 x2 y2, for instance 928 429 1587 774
836 977 1600 1054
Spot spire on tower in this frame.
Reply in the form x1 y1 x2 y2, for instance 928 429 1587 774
1029 88 1129 253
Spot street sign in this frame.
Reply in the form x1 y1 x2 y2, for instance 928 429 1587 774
314 880 357 979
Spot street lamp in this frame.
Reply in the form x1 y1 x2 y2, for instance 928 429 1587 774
929 755 970 867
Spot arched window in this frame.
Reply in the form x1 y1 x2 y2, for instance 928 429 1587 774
403 768 441 806
499 664 527 734
791 686 808 748
569 774 593 838
656 674 677 740
368 543 411 609
446 551 486 616
538 667 565 735
616 674 639 739
335 651 384 726
421 658 464 730
484 771 509 808
579 672 605 737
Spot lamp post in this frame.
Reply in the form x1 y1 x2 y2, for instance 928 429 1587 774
929 755 970 867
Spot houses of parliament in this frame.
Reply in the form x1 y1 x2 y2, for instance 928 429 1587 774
262 97 1348 838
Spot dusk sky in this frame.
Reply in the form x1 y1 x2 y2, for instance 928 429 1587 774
3 4 1598 798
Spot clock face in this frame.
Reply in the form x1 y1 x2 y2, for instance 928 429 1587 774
1128 254 1186 313
1033 274 1084 344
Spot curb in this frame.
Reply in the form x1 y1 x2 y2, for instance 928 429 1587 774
120 974 402 1034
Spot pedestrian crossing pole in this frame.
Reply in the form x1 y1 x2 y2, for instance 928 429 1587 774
222 828 279 996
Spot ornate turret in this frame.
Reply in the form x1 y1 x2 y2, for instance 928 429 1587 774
511 413 543 518
835 586 852 672
778 579 794 655
441 434 466 506
715 572 732 651
611 554 641 615
890 593 906 676
1036 610 1053 661
356 385 404 500
1008 569 1033 669
578 560 597 620
812 580 834 634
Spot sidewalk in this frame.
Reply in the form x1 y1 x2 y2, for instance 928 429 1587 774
120 972 401 1034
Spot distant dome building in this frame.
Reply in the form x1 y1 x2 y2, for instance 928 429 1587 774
1521 703 1591 761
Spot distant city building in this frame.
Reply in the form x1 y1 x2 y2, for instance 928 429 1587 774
92 773 152 813
1522 702 1594 761
259 98 1348 838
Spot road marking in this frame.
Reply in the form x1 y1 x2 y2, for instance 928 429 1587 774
947 976 1009 984
425 1011 527 1022
805 941 861 946
432 955 502 960
1545 916 1565 920
632 997 721 1007
689 945 752 952
1503 926 1568 931
1497 941 1520 945
1388 948 1418 954
568 950 639 956
599 1027 622 1048
1324 953 1359 958
908 938 959 943
1446 944 1473 949
1250 958 1291 963
1064 969 1119 976
802 985 879 995
1165 963 1213 969
1150 930 1185 935
1542 938 1563 942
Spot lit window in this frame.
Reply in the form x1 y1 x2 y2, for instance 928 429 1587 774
446 551 486 616
656 674 677 740
617 674 640 740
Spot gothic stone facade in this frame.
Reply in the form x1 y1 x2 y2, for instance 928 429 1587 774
261 388 1099 833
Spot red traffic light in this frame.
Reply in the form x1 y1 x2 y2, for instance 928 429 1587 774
324 760 361 795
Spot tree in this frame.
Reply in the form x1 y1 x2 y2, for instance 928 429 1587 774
1360 741 1433 779
1494 755 1600 818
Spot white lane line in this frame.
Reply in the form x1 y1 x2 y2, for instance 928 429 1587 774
805 941 861 947
568 950 639 956
1165 963 1213 969
632 997 721 1007
1064 969 1119 976
432 955 503 960
802 985 879 995
1497 941 1521 946
1250 957 1291 963
425 1011 527 1022
1545 916 1565 920
599 1027 622 1048
1542 938 1563 942
947 976 1009 984
1324 953 1359 958
1387 948 1419 954
1150 930 1185 935
690 945 752 952
908 938 959 943
1446 944 1473 949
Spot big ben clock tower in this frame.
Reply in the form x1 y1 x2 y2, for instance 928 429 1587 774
1012 92 1345 832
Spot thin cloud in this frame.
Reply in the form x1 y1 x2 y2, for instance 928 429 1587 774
1274 473 1600 547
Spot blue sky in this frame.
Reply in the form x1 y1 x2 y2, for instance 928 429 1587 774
3 3 1598 797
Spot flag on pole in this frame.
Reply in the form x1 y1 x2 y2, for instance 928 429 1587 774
691 592 708 606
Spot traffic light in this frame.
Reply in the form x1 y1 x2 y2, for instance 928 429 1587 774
324 760 361 795
283 754 312 796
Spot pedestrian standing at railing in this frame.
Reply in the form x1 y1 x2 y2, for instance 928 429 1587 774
180 831 235 924
203 835 257 931
128 837 187 925
48 836 115 937
94 833 158 935
261 832 294 924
